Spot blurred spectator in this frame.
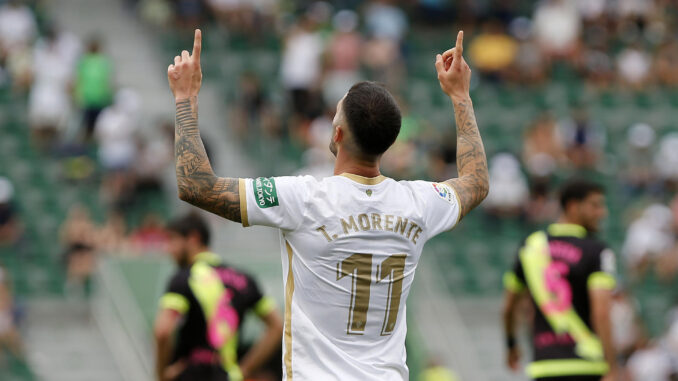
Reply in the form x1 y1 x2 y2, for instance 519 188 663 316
362 0 407 89
0 266 23 360
622 123 658 195
655 41 678 86
232 73 267 139
617 45 653 89
483 153 528 218
615 0 656 20
172 0 205 29
524 181 559 225
128 213 170 254
59 205 97 295
533 0 581 58
94 89 141 208
0 178 21 247
622 204 675 278
96 211 128 255
364 0 408 43
75 37 114 140
559 107 604 170
653 133 678 190
138 0 173 28
468 19 518 82
59 205 96 254
134 121 174 194
0 0 37 54
611 289 644 361
295 110 335 180
322 9 363 107
522 115 567 179
626 341 675 381
28 26 81 151
280 12 324 121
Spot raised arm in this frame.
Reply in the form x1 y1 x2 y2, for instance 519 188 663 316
435 31 489 219
168 29 241 222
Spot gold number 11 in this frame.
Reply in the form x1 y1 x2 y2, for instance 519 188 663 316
336 253 407 336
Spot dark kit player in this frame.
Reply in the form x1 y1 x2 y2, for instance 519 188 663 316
502 180 618 381
154 214 282 381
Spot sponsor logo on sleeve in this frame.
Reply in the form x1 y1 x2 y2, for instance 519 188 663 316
431 182 455 204
253 177 279 209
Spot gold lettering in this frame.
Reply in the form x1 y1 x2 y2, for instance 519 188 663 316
406 222 419 239
384 215 394 231
316 226 333 242
371 214 383 230
394 217 408 235
411 227 423 244
358 213 371 231
341 216 360 234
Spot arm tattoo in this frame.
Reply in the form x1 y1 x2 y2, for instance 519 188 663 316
444 97 489 219
175 97 242 222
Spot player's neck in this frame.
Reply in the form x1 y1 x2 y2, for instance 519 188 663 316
556 216 584 229
333 151 381 178
187 246 210 264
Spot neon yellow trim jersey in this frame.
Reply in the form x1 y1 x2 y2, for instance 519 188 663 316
241 174 461 381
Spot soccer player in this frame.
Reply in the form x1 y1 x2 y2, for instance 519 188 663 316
502 180 618 381
154 214 283 381
167 29 488 380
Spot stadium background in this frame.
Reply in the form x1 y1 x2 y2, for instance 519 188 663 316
0 0 677 379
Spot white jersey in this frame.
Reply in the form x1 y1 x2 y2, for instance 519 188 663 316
239 173 462 381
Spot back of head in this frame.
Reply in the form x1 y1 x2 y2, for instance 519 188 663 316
167 213 210 246
343 81 401 157
559 179 604 209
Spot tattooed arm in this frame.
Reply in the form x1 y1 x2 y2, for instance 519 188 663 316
435 31 489 219
174 98 241 221
168 30 241 222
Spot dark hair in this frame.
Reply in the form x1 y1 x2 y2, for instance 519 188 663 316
559 179 604 209
167 213 210 246
343 81 401 156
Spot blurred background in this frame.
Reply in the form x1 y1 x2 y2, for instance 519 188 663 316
0 0 677 380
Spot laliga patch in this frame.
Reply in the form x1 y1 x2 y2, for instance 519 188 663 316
432 182 455 204
253 177 279 208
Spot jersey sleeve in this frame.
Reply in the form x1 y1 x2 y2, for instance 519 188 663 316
407 181 462 237
504 243 527 293
587 247 617 291
239 176 316 230
159 271 191 315
241 273 277 318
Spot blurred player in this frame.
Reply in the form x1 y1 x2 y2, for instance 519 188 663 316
167 29 488 380
502 180 618 381
154 214 282 381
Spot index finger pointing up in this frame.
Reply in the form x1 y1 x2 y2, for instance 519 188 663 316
454 30 464 61
192 29 202 62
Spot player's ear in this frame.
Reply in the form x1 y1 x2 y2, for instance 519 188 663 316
334 125 344 144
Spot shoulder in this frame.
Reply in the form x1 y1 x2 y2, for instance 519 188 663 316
582 237 608 256
171 268 191 281
401 180 458 204
165 268 192 294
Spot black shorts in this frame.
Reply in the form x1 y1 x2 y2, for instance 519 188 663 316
175 364 229 381
535 376 601 381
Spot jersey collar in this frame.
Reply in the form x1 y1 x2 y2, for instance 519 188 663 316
194 251 221 265
547 223 587 238
338 173 387 185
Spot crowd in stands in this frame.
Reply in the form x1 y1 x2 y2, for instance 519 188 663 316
0 0 677 379
0 0 176 294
